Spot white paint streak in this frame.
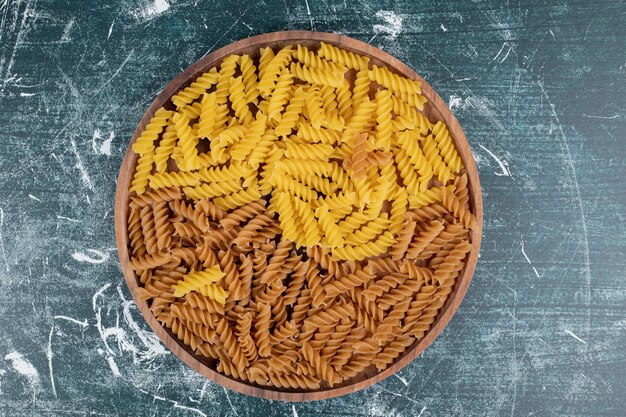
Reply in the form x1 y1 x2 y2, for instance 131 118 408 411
564 329 587 344
60 18 75 42
5 352 40 388
93 285 115 353
292 405 299 417
54 315 89 327
380 387 423 406
198 381 209 401
394 373 408 386
0 208 8 272
449 94 462 110
47 315 90 396
173 403 207 416
303 0 314 30
491 42 507 63
57 215 81 223
100 132 114 156
491 42 512 67
93 283 122 377
92 129 114 156
107 21 114 40
151 0 170 14
479 144 513 177
71 249 109 264
367 33 379 44
20 92 35 97
131 381 208 417
440 23 447 32
28 194 41 202
500 45 512 64
417 407 427 417
520 241 540 278
69 137 95 191
106 356 121 377
373 10 403 40
224 387 240 416
582 114 621 120
132 0 170 20
117 285 168 358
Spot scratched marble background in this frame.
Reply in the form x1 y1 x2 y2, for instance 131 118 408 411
0 0 624 416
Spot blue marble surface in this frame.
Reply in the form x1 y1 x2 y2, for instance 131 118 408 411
0 0 624 415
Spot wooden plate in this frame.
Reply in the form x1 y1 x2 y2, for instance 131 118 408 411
115 31 483 402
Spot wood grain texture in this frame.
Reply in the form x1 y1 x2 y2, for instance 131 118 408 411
115 30 483 402
0 0 624 415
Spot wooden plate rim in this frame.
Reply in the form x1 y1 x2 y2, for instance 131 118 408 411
114 30 483 402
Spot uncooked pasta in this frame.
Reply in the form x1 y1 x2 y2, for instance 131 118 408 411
125 41 477 390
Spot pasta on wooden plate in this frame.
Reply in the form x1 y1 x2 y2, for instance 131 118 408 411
126 42 476 390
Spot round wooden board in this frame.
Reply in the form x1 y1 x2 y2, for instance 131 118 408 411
115 31 483 402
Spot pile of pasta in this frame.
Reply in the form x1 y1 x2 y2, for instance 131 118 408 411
127 42 477 390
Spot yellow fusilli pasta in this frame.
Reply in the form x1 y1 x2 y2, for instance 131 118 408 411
171 267 225 297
